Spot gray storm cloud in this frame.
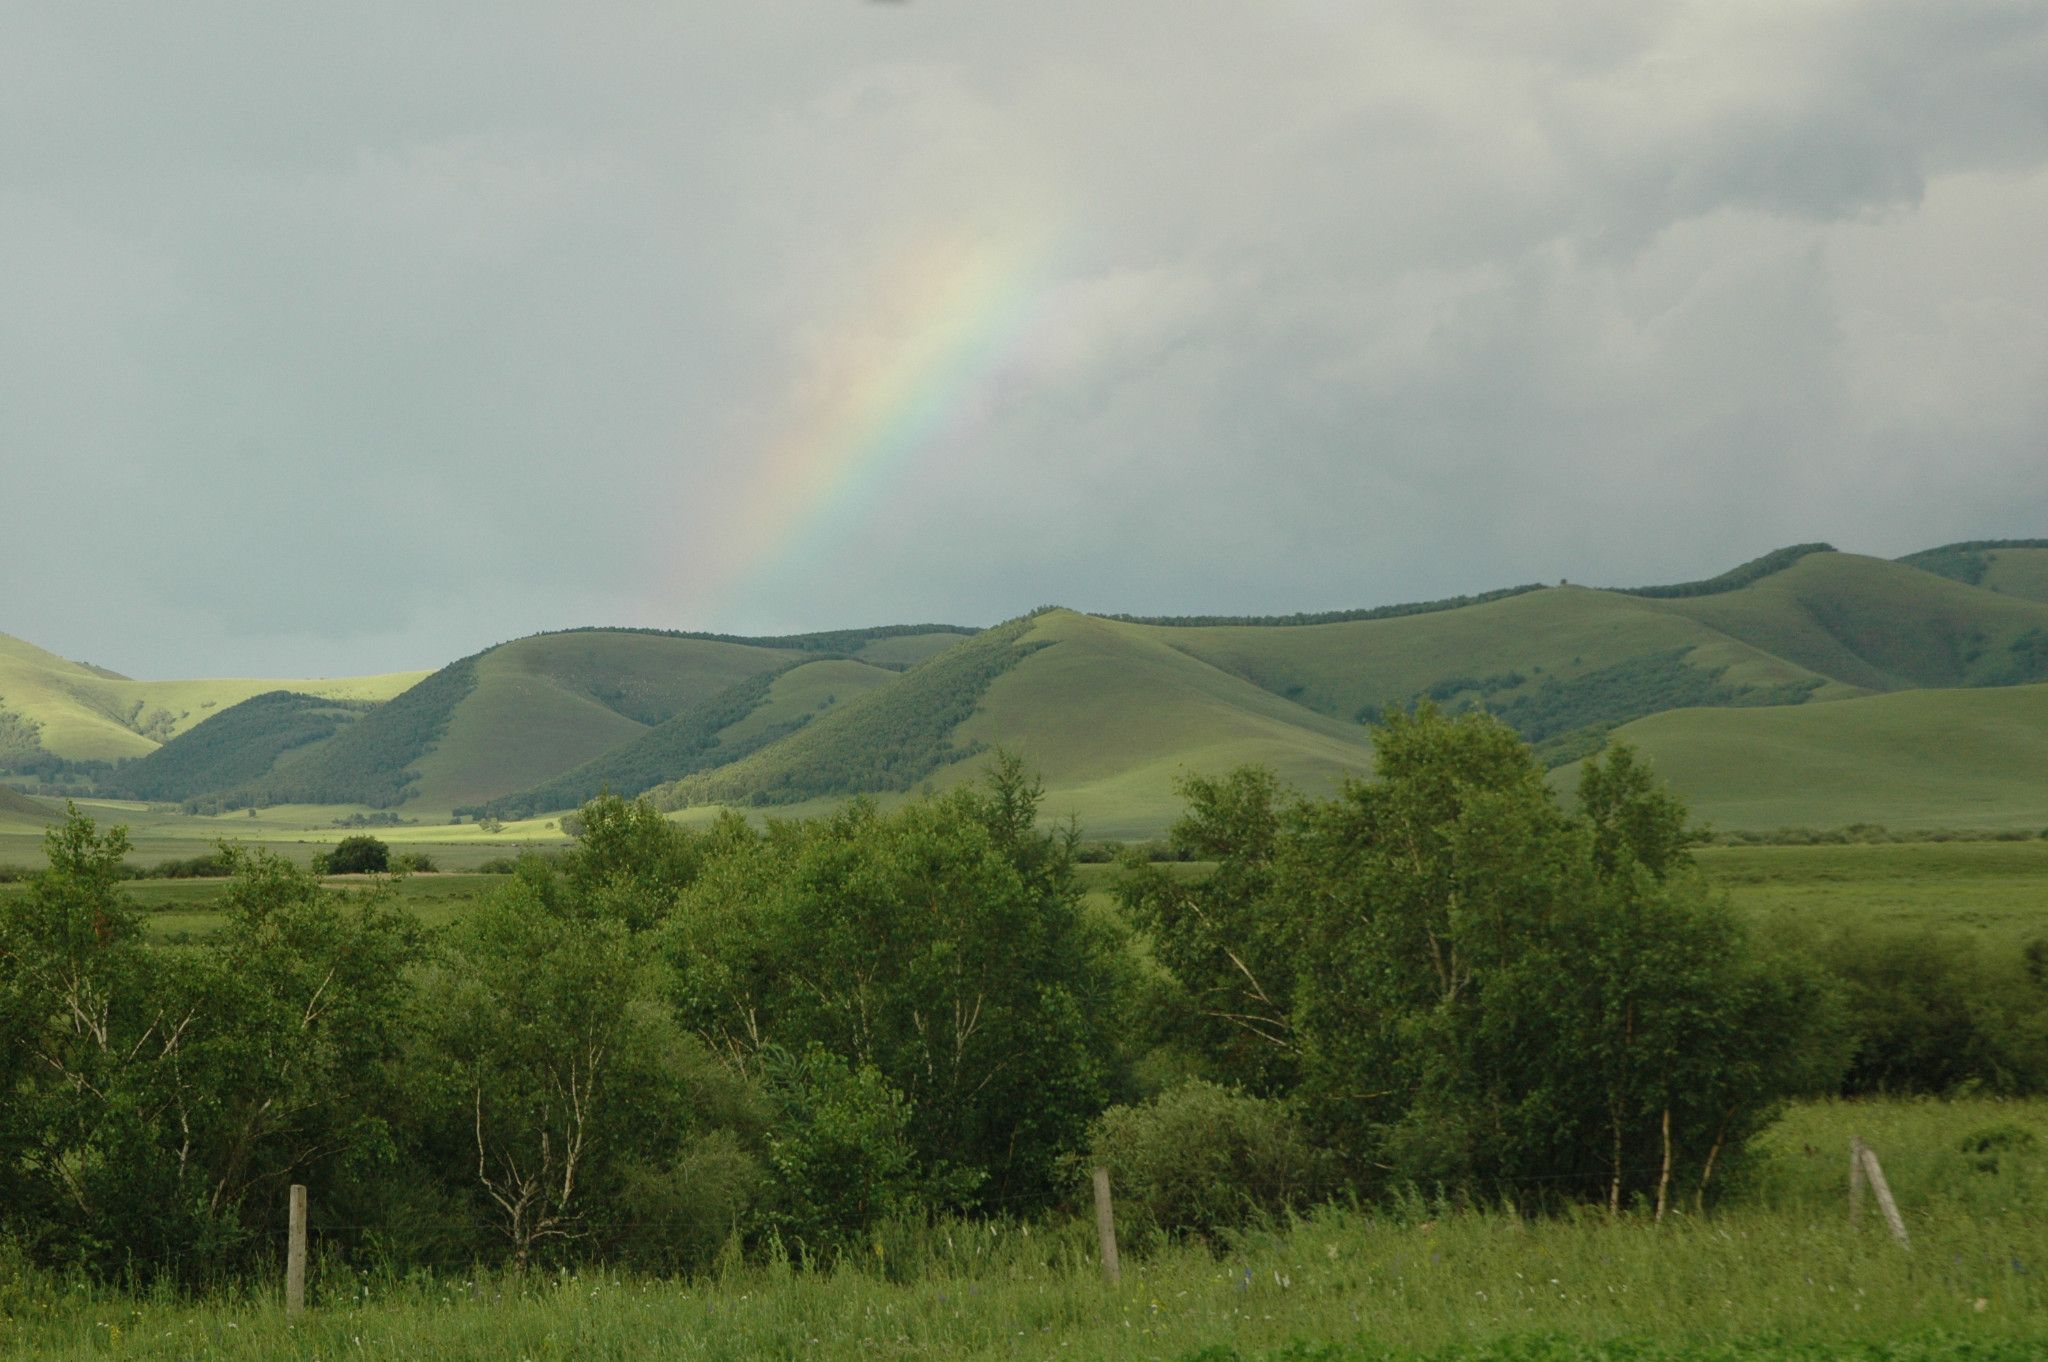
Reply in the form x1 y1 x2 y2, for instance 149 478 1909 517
2 1 2045 675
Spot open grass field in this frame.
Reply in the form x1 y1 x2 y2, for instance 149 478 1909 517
1603 684 2048 832
1697 841 2048 952
0 798 565 876
1 1097 2040 1360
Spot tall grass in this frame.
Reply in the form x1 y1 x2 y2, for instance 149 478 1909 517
2 1100 2042 1360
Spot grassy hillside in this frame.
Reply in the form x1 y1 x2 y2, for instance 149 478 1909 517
1982 548 2048 604
852 631 978 669
248 631 809 812
1141 585 1845 750
0 784 56 828
471 656 898 818
1610 542 1836 597
654 618 1047 810
109 691 373 802
659 611 1381 838
0 632 427 763
1598 681 2048 831
1650 551 2048 691
948 611 1380 836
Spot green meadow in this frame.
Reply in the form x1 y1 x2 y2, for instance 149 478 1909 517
1 1096 2041 1361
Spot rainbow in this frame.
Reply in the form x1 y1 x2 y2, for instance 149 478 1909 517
683 234 1059 613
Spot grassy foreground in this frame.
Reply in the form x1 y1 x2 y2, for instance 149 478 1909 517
2 1100 2041 1361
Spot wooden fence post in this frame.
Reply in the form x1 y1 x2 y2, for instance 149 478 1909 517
286 1183 308 1317
1848 1135 1866 1227
1858 1143 1910 1249
1091 1166 1121 1287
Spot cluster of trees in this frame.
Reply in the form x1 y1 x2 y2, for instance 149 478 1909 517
0 758 1122 1277
3 707 2031 1283
1118 713 1844 1220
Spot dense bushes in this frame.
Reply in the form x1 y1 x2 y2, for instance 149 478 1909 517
314 834 390 874
1085 1080 1327 1240
1793 930 2048 1095
1119 715 1845 1211
8 714 1998 1286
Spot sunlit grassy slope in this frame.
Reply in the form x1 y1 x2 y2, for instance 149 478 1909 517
1599 682 2048 831
0 632 428 762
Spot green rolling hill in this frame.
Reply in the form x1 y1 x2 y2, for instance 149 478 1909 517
1897 540 2048 604
655 609 1382 837
470 655 899 820
1647 551 2048 691
0 632 427 764
89 625 976 815
0 785 57 829
108 691 374 803
1593 682 2048 832
12 541 2048 837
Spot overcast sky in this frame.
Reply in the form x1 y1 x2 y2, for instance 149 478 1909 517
5 2 2047 678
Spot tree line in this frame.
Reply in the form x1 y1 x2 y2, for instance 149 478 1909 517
0 707 2039 1282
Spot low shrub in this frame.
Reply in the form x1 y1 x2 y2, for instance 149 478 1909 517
1086 1080 1330 1242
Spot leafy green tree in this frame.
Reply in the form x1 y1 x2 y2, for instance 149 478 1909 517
317 834 390 875
558 793 703 932
666 754 1125 1209
1086 1079 1327 1241
1134 708 1843 1212
0 807 160 1264
417 881 754 1268
754 1045 933 1258
0 811 426 1275
1117 767 1303 1094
